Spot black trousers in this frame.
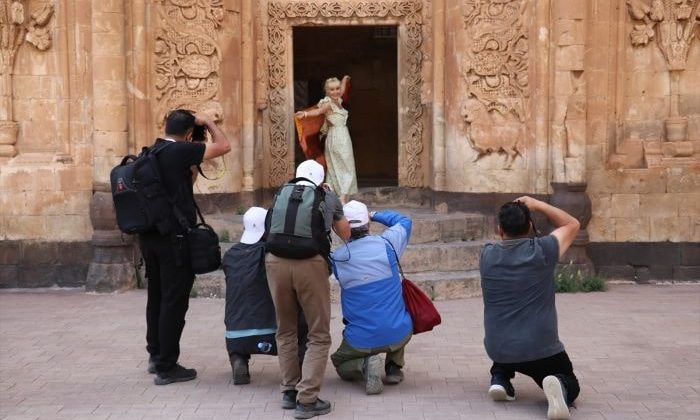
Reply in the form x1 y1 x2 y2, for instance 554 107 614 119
491 351 580 405
140 233 195 373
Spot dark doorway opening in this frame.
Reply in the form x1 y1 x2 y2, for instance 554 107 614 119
293 26 398 187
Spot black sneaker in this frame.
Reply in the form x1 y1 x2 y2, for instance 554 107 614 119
154 364 197 385
281 390 297 410
488 375 515 401
384 362 404 385
147 356 156 374
233 357 250 385
543 375 570 419
294 398 331 419
363 355 383 395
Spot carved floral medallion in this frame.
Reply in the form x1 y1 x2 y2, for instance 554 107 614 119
154 0 225 125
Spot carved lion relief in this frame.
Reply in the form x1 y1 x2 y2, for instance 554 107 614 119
460 0 529 167
154 0 225 126
266 1 424 186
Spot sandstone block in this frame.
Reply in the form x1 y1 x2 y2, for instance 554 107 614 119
93 131 128 157
649 217 688 242
639 193 679 218
557 45 585 71
590 194 612 218
92 56 126 81
93 103 127 132
614 217 650 242
553 0 586 19
611 193 640 217
556 20 584 46
4 216 47 240
23 191 66 216
675 193 700 215
92 11 125 34
46 215 92 241
666 168 700 193
92 33 126 57
57 167 94 192
586 216 615 242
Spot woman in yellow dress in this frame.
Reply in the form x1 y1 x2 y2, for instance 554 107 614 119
295 75 357 202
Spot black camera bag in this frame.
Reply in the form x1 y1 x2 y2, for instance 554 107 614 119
186 204 221 274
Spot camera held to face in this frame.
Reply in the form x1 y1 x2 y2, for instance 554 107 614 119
191 125 207 142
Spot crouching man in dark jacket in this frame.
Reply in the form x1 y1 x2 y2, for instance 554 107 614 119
222 207 307 385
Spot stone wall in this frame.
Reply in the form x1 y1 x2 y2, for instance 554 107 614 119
1 0 698 289
585 0 700 243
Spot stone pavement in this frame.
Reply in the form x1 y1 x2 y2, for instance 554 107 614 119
1 284 699 420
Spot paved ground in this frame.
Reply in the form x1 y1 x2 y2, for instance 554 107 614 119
1 284 699 420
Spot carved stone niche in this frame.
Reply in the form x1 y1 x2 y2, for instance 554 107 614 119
619 0 700 168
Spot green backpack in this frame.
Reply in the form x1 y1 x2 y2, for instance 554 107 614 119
265 177 330 259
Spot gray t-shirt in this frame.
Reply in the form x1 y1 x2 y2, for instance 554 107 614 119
480 235 565 363
321 190 344 231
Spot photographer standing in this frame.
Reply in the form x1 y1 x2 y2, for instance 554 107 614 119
140 110 231 385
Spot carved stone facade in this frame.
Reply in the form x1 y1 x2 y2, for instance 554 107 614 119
1 0 699 288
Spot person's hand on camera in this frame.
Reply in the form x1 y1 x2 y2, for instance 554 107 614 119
194 113 210 127
514 196 542 212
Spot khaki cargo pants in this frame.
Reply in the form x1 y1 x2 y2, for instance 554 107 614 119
265 253 331 404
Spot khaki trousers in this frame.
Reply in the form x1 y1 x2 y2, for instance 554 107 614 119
265 254 331 404
330 331 411 381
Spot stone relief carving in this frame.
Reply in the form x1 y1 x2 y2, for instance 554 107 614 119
0 0 54 158
154 0 225 126
460 0 529 167
621 0 699 166
627 0 699 71
266 1 424 186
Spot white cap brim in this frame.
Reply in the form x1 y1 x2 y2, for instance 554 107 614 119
240 228 264 244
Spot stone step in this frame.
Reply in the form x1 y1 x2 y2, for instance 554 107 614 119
400 240 486 273
209 210 493 245
193 269 481 302
348 187 432 209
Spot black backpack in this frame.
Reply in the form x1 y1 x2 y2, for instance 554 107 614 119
110 141 184 235
265 177 330 259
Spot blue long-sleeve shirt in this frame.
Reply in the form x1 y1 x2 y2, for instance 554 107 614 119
330 210 413 348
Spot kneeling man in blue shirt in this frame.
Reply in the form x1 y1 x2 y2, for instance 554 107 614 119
329 201 413 395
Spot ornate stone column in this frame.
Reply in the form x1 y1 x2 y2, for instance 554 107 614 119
432 0 446 190
550 182 594 275
85 0 134 292
85 183 135 292
241 0 255 191
0 1 54 158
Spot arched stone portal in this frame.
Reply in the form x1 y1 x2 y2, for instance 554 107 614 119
262 1 426 188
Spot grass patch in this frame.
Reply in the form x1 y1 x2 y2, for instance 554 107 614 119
219 230 230 243
555 264 606 293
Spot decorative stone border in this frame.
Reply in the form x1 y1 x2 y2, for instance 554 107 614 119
265 1 425 186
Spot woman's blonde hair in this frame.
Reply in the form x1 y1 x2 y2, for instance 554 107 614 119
324 77 341 92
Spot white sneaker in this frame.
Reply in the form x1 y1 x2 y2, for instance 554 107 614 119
363 355 384 395
488 384 515 401
543 375 570 419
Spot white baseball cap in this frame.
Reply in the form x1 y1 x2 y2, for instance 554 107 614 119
296 159 324 186
240 207 268 244
343 200 369 228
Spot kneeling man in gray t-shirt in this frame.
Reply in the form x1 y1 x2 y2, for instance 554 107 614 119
480 196 581 420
